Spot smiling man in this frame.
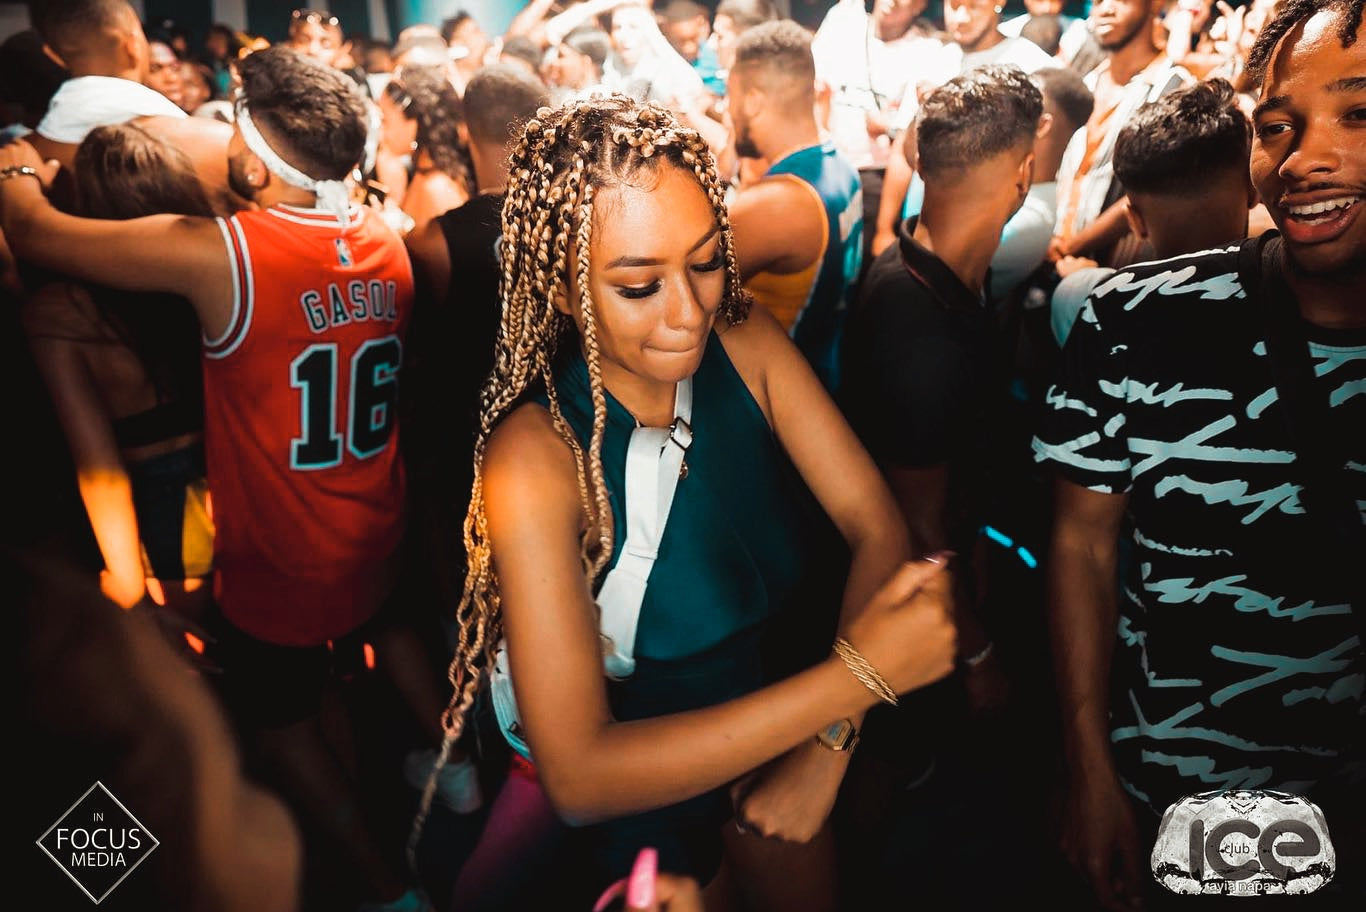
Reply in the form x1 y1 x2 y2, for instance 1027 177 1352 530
1034 0 1365 908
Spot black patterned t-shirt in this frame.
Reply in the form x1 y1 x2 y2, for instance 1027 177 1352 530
1033 237 1365 814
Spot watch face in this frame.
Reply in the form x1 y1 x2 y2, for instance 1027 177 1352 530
820 719 856 749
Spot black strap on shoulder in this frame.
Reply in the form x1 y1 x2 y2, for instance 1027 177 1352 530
1240 235 1365 625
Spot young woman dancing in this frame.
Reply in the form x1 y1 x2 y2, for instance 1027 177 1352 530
425 95 956 910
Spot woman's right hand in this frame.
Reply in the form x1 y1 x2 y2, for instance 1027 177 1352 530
839 557 957 698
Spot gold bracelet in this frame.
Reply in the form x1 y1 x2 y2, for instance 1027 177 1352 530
832 637 898 706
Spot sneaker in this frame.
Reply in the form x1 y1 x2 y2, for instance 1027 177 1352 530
404 748 483 814
356 887 434 912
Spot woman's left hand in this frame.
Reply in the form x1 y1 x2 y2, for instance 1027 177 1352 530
729 738 847 843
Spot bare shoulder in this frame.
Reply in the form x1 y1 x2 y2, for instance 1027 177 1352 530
404 214 450 296
482 402 584 527
405 213 446 264
713 308 795 426
734 174 813 214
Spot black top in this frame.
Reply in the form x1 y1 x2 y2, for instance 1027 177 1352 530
402 192 504 560
1032 236 1366 813
112 399 201 450
839 217 1009 554
435 190 504 403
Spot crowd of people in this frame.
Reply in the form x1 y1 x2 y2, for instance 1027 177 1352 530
3 0 1362 910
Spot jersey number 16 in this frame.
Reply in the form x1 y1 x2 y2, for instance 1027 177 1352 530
289 336 401 470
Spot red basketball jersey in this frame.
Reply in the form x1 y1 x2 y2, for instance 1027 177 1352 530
204 203 412 646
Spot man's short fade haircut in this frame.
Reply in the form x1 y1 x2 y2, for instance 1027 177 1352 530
29 0 131 60
1113 78 1250 196
1246 0 1364 80
715 0 778 29
915 64 1043 181
236 46 367 181
463 62 550 147
732 19 815 86
1033 66 1094 131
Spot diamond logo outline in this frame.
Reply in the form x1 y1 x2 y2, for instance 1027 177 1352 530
36 781 160 904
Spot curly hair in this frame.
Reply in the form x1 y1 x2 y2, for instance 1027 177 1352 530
409 95 750 857
384 65 473 190
1246 0 1364 81
1114 78 1251 196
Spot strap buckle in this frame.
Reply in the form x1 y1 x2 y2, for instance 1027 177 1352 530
668 417 693 451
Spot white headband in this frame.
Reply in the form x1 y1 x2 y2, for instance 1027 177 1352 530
235 96 352 229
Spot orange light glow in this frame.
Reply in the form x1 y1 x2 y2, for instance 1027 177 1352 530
145 577 166 606
363 642 376 670
184 632 206 654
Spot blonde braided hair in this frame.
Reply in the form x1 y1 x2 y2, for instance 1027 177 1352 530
408 95 751 862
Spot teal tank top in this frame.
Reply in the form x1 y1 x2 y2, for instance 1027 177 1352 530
536 330 815 718
766 141 863 392
527 329 848 881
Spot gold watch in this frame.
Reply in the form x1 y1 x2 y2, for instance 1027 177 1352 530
816 718 859 752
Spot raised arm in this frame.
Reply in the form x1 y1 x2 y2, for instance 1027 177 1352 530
544 0 631 46
0 140 233 336
714 309 941 839
484 401 951 826
506 0 559 39
724 308 914 635
873 130 914 257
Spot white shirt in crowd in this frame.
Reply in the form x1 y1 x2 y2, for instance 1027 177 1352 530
893 34 1058 131
603 50 705 106
992 180 1058 301
1053 57 1190 239
811 0 942 170
999 12 1092 62
36 75 186 144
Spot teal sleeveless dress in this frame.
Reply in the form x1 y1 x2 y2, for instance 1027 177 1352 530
530 329 842 881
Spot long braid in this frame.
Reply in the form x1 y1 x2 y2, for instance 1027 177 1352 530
573 185 617 579
409 95 753 865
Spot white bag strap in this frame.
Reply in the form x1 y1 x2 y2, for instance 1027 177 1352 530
597 376 693 678
490 377 693 758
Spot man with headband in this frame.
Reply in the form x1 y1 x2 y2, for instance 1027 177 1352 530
0 46 424 911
